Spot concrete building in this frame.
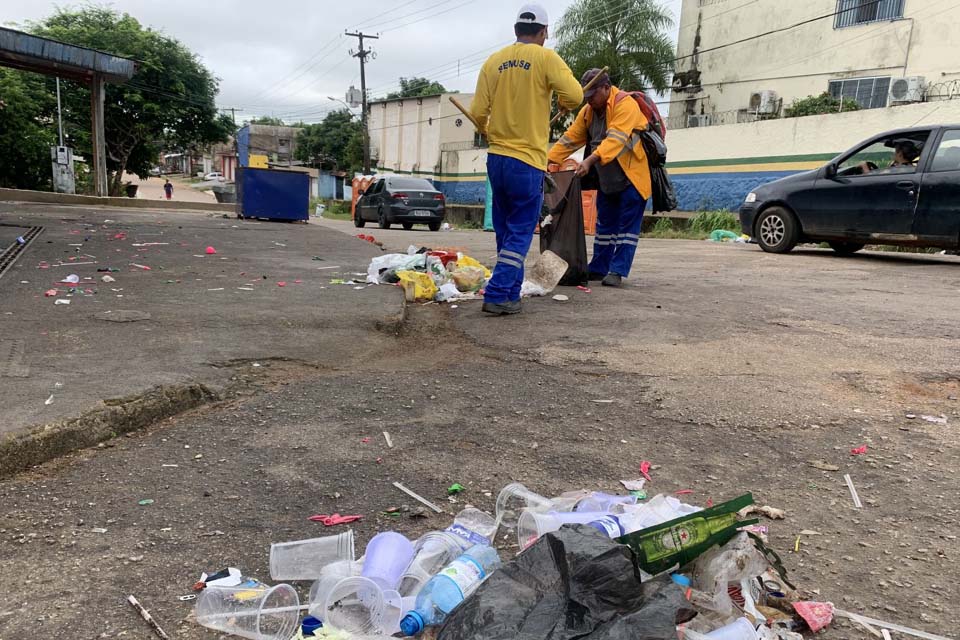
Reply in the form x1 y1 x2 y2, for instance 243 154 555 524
368 93 488 204
672 0 960 129
237 124 302 168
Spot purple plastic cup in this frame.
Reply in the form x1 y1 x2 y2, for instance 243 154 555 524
361 532 415 590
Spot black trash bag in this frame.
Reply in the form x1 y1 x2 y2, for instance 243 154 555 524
437 525 694 640
651 166 678 214
540 171 588 287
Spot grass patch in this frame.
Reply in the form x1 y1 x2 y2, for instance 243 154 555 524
312 198 353 221
689 210 740 234
645 210 741 240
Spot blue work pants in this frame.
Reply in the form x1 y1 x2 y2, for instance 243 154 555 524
590 183 646 278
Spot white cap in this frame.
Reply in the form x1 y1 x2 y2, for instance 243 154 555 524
516 3 549 26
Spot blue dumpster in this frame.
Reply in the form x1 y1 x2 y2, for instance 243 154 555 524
236 167 309 221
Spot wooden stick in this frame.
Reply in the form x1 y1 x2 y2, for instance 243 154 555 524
550 65 610 125
127 595 171 640
448 96 483 131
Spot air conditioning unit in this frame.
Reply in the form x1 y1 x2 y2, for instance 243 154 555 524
889 76 925 104
749 90 779 114
687 114 711 128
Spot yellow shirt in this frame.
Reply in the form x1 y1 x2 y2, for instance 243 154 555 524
470 42 583 170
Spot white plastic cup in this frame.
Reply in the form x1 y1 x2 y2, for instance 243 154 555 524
269 531 355 581
517 510 611 550
323 576 386 634
307 560 361 619
398 532 463 597
705 618 759 640
195 583 300 640
495 483 556 532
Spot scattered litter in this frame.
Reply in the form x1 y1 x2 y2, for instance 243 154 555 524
101 275 116 283
576 285 592 293
905 413 916 419
205 246 217 255
393 481 443 513
62 274 80 284
91 527 107 534
834 610 951 640
361 437 371 444
315 265 340 270
738 504 786 520
44 289 57 297
383 431 393 448
794 601 834 633
237 287 255 291
138 499 155 506
552 294 569 301
850 444 868 455
207 287 224 291
639 460 652 482
44 394 54 405
129 263 151 270
525 250 568 295
308 513 363 526
127 595 170 640
799 529 822 536
619 479 646 491
591 399 614 404
196 567 243 589
54 299 71 305
448 483 465 495
920 414 947 424
844 473 863 509
353 285 365 290
675 489 694 495
132 242 169 247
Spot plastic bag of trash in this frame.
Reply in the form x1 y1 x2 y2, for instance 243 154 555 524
455 254 491 279
520 280 548 297
686 532 771 626
450 267 486 292
367 254 423 284
397 270 438 302
437 525 694 640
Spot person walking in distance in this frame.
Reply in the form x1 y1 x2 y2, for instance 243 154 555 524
470 4 583 315
548 69 652 287
163 179 174 200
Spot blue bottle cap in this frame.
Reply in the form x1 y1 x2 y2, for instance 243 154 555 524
400 611 424 637
301 615 323 636
671 573 692 587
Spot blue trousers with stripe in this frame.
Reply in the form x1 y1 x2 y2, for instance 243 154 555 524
590 182 646 278
485 153 544 304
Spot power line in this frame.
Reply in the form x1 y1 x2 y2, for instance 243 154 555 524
248 35 344 102
359 0 462 31
379 0 475 33
348 0 423 30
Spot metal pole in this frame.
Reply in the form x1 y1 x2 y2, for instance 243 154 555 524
90 73 108 197
346 31 378 175
55 77 64 147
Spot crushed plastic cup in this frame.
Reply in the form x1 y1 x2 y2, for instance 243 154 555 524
574 492 639 513
517 510 610 550
379 589 405 635
398 532 465 597
269 531 355 581
322 576 387 634
495 483 556 532
308 560 362 619
195 582 300 640
705 617 759 640
361 531 415 590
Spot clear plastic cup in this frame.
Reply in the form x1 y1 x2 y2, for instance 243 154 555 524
307 560 361 619
517 510 611 550
495 483 556 532
379 589 405 635
574 492 639 513
195 583 300 640
448 507 498 546
361 531 415 590
705 618 759 640
398 532 464 597
323 576 386 634
269 530 355 581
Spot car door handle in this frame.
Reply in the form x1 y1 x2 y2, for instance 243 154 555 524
896 181 916 190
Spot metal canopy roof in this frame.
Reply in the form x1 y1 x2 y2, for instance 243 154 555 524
0 27 136 83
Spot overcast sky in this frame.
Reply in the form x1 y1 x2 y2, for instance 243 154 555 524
1 0 683 122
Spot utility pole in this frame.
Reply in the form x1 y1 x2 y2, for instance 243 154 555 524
55 77 64 147
345 31 378 175
219 107 243 128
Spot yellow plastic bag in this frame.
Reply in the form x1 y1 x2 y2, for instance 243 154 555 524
451 267 486 292
455 254 492 279
396 270 438 302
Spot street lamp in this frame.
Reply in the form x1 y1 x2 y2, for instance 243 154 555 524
327 96 354 114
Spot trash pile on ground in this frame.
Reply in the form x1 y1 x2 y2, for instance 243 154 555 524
183 479 949 640
365 246 491 303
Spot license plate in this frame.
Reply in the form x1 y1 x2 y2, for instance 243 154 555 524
412 210 433 217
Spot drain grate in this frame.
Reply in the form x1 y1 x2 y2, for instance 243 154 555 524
0 225 43 281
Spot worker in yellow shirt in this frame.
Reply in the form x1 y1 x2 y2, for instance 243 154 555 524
470 3 582 315
548 69 652 287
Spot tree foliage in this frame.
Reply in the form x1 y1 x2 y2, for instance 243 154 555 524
555 0 675 93
248 115 287 126
0 69 56 190
294 109 363 172
784 93 860 118
27 7 231 195
385 77 449 100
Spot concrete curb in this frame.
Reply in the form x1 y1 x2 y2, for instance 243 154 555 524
0 383 217 479
0 188 235 213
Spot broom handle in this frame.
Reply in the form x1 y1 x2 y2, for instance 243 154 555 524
550 66 610 125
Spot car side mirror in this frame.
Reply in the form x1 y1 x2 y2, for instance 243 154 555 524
358 189 365 196
825 163 838 179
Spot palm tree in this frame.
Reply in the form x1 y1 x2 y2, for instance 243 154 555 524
555 0 675 93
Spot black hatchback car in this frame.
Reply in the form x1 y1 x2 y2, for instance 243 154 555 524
354 176 446 231
740 125 960 254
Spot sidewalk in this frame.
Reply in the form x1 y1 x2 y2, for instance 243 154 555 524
0 202 404 476
126 173 218 203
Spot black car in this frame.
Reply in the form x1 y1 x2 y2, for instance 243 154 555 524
740 125 960 254
354 176 446 231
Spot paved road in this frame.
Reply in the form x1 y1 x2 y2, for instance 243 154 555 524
126 174 218 203
1 213 958 638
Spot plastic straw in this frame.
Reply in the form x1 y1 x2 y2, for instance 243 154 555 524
392 482 443 513
834 610 951 640
843 474 862 508
200 604 309 621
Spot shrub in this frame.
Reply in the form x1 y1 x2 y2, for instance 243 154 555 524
689 210 739 234
784 93 860 118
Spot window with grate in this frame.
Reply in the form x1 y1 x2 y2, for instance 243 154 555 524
835 0 904 28
828 76 891 109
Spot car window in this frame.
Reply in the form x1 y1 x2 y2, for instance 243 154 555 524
372 180 385 194
837 131 930 177
387 178 434 190
930 130 960 172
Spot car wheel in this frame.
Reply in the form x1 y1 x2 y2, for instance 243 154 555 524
353 209 365 228
402 222 414 230
378 207 390 229
428 221 441 232
755 206 799 254
828 241 865 256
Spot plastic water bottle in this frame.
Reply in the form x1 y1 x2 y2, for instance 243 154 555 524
398 545 501 636
445 507 497 548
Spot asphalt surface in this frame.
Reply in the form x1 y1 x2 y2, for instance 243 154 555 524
1 213 958 639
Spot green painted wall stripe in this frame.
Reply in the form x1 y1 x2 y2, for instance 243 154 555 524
665 152 838 169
